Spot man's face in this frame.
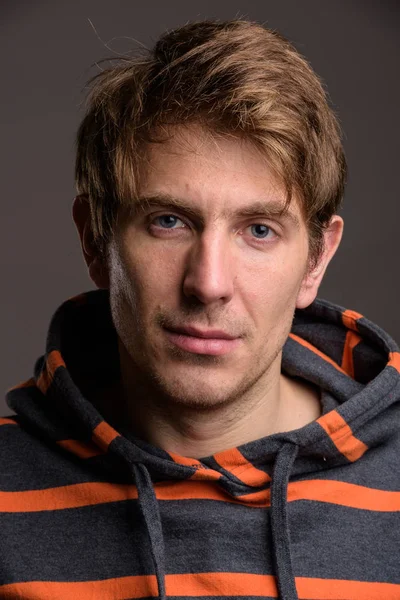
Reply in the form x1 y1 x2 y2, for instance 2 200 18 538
106 125 314 409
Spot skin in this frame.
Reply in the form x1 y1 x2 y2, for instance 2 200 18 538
73 124 343 458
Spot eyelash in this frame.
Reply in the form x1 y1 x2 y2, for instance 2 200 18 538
147 214 279 243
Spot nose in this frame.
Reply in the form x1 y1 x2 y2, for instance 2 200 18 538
182 230 235 305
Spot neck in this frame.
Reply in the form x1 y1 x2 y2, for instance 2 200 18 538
93 346 321 459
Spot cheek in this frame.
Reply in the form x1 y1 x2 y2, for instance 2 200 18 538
113 234 182 308
239 256 307 343
242 256 306 307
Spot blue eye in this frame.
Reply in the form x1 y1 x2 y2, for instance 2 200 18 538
249 224 273 239
153 215 185 229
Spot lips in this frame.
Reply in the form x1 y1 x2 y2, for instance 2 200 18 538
163 324 241 355
166 325 238 340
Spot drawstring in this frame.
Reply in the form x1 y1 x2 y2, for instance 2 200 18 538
131 444 299 600
270 443 299 600
132 463 166 600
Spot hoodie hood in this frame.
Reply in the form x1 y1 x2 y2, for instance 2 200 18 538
5 290 400 600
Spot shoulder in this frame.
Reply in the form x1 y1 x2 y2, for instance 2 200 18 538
0 415 93 492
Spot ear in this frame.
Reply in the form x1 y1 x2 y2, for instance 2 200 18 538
296 215 344 309
72 195 110 289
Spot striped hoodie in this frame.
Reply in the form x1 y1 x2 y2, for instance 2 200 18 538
1 289 400 600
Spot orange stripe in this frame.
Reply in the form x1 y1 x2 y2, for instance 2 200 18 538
388 351 400 374
0 573 399 599
317 410 368 461
1 478 399 513
91 420 120 452
0 574 160 600
214 447 271 486
0 481 137 512
296 576 400 599
6 377 36 392
341 330 362 378
57 439 104 459
289 333 347 375
36 350 65 394
287 479 400 512
168 451 223 482
342 309 363 332
0 417 18 426
167 572 278 596
0 480 235 513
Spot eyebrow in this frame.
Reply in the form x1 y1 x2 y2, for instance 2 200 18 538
131 192 300 229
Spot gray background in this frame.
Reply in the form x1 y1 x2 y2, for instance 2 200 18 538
1 1 399 415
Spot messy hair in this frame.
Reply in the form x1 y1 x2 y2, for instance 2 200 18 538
75 19 347 265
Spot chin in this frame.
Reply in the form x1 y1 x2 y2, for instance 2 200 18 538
162 389 237 412
151 363 254 412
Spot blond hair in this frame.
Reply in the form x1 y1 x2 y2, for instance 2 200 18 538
75 19 346 264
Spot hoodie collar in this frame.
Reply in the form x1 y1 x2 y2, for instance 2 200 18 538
7 289 400 474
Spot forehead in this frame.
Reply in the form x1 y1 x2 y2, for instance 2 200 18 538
138 125 304 226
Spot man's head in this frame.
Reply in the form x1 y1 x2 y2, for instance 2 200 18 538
73 20 344 411
75 19 346 266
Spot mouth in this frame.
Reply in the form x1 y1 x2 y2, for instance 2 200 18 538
164 327 241 356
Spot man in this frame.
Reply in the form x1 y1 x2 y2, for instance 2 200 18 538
1 19 399 600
